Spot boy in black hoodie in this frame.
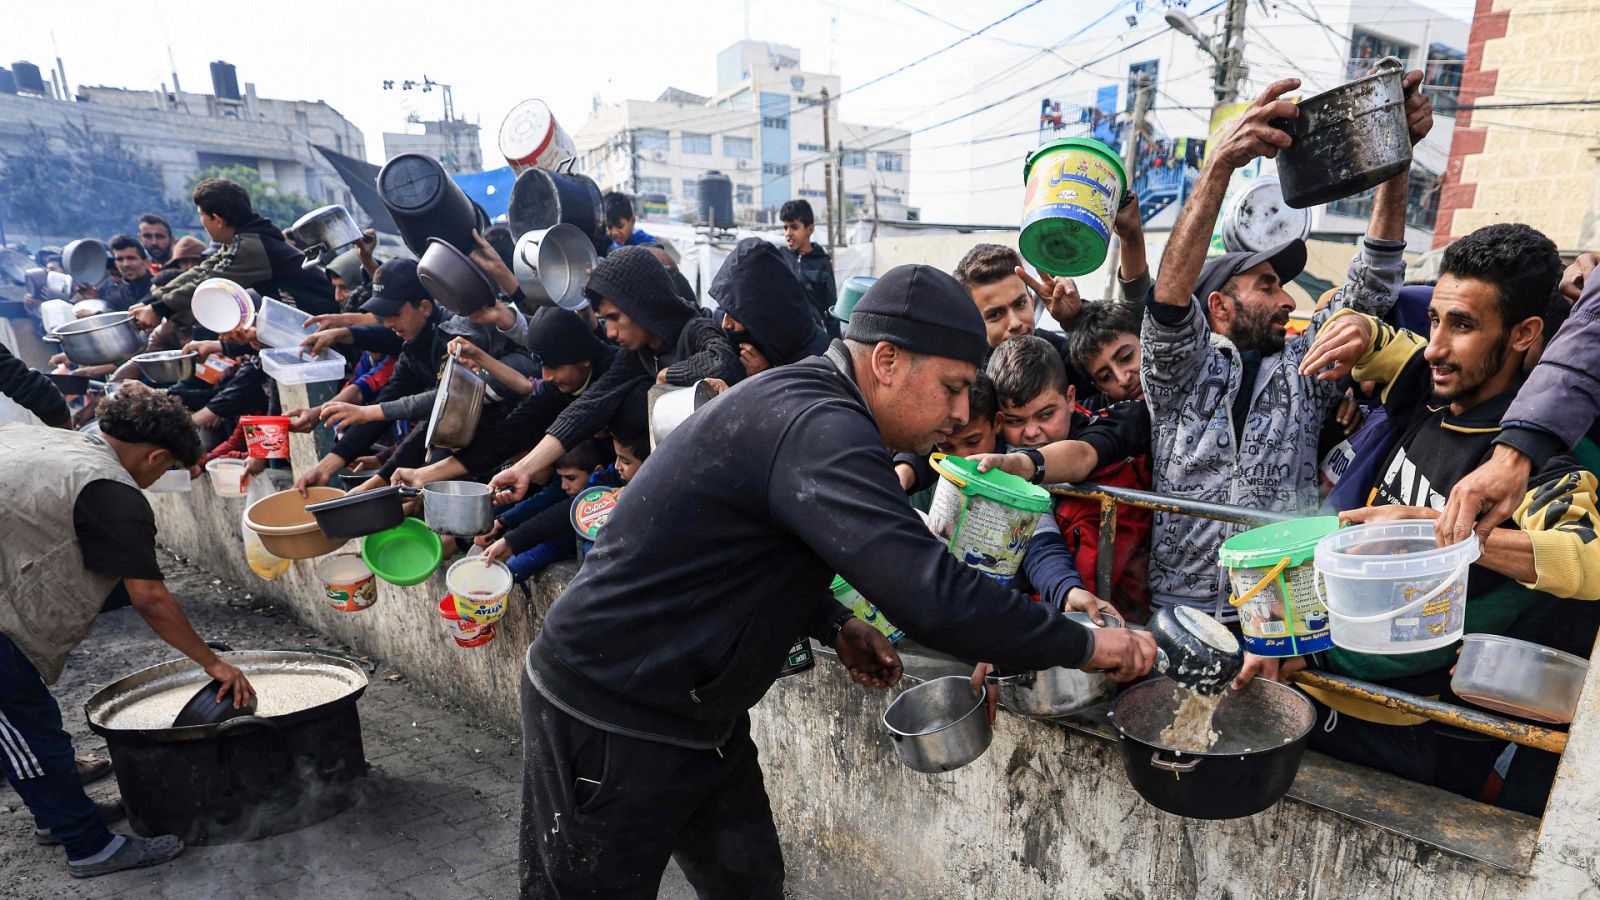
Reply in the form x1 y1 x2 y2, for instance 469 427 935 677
711 238 829 377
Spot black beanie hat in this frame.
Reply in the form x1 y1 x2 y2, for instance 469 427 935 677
847 264 987 367
584 246 692 345
526 307 609 367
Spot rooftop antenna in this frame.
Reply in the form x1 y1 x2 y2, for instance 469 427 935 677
829 15 839 75
153 0 182 93
50 31 70 100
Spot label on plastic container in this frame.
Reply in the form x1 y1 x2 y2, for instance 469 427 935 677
1390 581 1464 643
1231 561 1332 657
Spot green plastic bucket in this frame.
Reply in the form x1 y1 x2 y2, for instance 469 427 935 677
1019 137 1127 277
831 576 903 643
361 517 443 586
926 453 1052 586
832 275 876 323
1219 516 1340 657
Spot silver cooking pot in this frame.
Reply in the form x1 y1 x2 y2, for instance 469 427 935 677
423 481 495 536
46 312 145 365
425 346 486 450
292 205 364 270
883 675 993 773
63 238 110 287
648 380 718 452
986 611 1127 718
536 223 597 311
511 229 554 308
1272 56 1411 209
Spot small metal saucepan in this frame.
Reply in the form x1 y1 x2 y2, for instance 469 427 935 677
1147 606 1244 696
306 485 421 541
292 205 364 270
422 480 494 536
46 312 145 366
883 675 993 773
987 612 1126 718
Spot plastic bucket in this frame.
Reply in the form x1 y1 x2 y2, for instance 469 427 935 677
316 553 377 612
204 457 250 497
1019 138 1127 277
926 453 1052 585
500 99 576 174
831 576 903 643
1314 520 1480 655
438 595 495 648
1220 516 1340 657
239 415 291 459
447 557 512 626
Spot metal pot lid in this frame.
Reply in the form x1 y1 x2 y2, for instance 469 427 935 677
1225 178 1309 253
85 650 368 740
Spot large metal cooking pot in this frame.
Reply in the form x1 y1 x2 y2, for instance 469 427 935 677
1107 677 1314 820
423 480 494 536
45 312 145 365
1272 56 1411 209
132 349 196 385
425 347 485 449
883 675 993 773
508 161 607 254
511 229 554 309
418 238 497 315
536 223 598 311
648 379 717 452
63 238 110 286
292 205 363 270
84 649 369 844
987 612 1125 718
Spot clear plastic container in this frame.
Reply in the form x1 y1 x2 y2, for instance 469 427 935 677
1313 520 1480 655
205 457 250 497
260 347 345 384
254 295 317 349
146 467 192 493
1452 634 1588 724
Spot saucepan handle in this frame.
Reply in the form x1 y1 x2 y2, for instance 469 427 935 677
1149 751 1200 773
398 486 422 498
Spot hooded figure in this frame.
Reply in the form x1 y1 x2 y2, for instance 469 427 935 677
710 238 829 370
583 246 740 387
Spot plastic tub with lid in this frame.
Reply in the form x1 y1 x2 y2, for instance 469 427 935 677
1452 634 1589 724
260 347 345 384
925 453 1052 586
1314 520 1480 655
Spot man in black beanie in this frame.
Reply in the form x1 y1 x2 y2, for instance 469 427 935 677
511 263 1157 898
711 237 829 377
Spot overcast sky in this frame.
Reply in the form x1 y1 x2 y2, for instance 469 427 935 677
8 0 1476 221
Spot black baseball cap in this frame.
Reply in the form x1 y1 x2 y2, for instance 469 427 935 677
1195 239 1307 306
361 259 429 316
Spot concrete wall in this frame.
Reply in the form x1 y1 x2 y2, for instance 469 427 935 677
141 382 1600 897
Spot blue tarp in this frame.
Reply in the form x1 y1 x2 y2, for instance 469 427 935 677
452 167 517 223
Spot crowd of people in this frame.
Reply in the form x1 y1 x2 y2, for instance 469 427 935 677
3 64 1600 895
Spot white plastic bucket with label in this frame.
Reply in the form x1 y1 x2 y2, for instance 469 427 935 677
1314 520 1480 655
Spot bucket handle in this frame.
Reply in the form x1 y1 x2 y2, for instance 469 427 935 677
928 452 967 490
1228 557 1291 608
1315 561 1469 624
1149 751 1200 773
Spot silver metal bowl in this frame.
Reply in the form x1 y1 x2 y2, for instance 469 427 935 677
133 350 197 385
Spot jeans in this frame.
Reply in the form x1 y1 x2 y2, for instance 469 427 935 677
0 633 114 860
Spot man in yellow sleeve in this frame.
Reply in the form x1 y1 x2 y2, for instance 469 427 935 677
1239 223 1600 812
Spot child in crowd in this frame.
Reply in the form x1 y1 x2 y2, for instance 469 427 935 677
896 374 1000 512
1067 301 1145 408
986 335 1153 622
487 439 622 580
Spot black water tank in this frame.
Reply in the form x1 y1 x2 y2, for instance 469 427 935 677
209 61 240 101
0 68 15 95
11 62 44 95
698 171 734 228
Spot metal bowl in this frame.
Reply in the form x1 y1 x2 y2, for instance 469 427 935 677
535 223 598 311
133 350 197 385
417 238 497 315
883 675 993 773
425 352 485 450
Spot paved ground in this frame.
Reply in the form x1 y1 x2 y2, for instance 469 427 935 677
0 550 694 899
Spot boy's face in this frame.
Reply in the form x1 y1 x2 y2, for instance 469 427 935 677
1083 331 1143 402
556 465 589 496
594 298 652 351
936 414 998 457
782 219 814 252
606 216 636 246
542 360 592 394
612 438 643 482
998 386 1074 448
969 274 1035 348
381 300 432 342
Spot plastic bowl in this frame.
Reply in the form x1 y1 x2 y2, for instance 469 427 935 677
1452 634 1589 724
1314 520 1480 655
362 518 443 586
191 278 255 333
205 457 250 497
244 486 348 559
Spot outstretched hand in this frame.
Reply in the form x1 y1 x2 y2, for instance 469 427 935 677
1209 78 1301 170
1015 266 1081 326
1298 314 1373 381
835 619 902 688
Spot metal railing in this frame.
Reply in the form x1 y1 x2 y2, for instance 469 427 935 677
1047 482 1570 753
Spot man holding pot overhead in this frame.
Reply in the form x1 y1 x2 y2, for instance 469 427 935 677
510 265 1157 899
0 388 253 878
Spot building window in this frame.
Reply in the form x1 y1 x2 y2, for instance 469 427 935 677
1127 59 1159 109
841 148 866 168
798 143 825 153
876 152 904 173
799 189 827 198
723 136 753 159
736 185 754 205
1327 162 1440 230
681 132 712 155
638 176 672 194
763 162 788 177
761 115 789 130
682 179 700 202
1348 28 1414 80
1426 44 1465 117
847 193 866 206
636 128 670 153
797 95 825 107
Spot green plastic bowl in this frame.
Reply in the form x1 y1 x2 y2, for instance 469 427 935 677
361 517 443 586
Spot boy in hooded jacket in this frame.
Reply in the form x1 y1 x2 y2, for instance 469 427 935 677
711 238 829 377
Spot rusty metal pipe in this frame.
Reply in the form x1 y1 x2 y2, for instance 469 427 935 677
1292 670 1568 754
1096 498 1117 600
1048 482 1294 528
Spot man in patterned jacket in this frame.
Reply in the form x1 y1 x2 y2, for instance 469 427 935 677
1140 72 1433 622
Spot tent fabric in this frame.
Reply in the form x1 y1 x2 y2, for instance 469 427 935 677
452 167 517 223
313 145 399 236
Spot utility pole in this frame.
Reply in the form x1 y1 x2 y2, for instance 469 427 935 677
821 88 835 249
869 182 879 242
1212 0 1249 107
1104 74 1152 299
628 128 639 196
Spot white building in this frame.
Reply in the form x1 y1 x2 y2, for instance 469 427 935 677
382 118 482 173
575 41 913 228
919 0 1467 246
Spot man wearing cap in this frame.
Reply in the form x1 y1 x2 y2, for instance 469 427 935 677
166 235 208 273
512 263 1157 898
1134 75 1432 622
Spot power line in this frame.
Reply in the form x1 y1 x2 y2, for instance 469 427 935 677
836 0 1052 101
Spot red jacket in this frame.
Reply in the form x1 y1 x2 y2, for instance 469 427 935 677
1053 450 1153 624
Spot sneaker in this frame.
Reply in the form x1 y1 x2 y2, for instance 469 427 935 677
68 834 184 879
36 800 126 846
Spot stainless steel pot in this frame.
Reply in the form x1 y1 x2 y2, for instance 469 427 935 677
292 205 364 270
536 223 598 311
512 229 554 308
132 350 196 385
648 380 717 452
63 238 110 286
27 267 74 301
46 312 145 365
423 480 494 536
425 347 486 449
1272 56 1411 209
418 238 497 315
883 675 993 773
987 612 1123 718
